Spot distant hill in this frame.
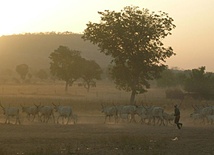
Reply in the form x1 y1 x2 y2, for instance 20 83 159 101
0 32 111 72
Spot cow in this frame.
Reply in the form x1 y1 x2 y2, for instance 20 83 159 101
0 103 21 124
135 105 148 124
52 103 74 124
38 105 55 123
192 105 214 124
190 113 204 124
163 112 174 125
118 105 137 123
206 115 214 125
101 104 118 123
21 104 40 122
144 106 165 126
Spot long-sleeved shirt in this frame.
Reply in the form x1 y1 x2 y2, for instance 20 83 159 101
174 107 180 116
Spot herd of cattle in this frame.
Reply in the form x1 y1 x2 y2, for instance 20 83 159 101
101 104 174 125
1 100 214 126
101 103 214 125
190 104 214 124
0 102 77 125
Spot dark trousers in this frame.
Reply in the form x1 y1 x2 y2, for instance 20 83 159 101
174 115 182 129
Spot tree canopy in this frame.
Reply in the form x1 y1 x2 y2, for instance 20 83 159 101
16 64 29 81
156 68 187 88
184 66 214 99
49 46 82 91
158 66 214 100
80 59 103 92
82 6 176 104
36 69 48 81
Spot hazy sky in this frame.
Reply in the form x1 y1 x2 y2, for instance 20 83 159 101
0 0 214 71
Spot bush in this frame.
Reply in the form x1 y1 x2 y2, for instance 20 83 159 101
165 88 184 100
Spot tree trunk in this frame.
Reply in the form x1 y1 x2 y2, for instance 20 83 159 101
87 86 90 93
65 81 69 92
130 90 136 104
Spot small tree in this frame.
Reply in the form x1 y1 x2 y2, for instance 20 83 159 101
80 59 102 92
36 69 48 81
82 6 175 104
184 66 214 99
49 46 83 91
16 64 29 81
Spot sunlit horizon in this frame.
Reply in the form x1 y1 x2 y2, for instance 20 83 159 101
1 0 214 71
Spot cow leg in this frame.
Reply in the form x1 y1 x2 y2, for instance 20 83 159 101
15 116 20 125
57 116 61 124
18 116 21 124
4 118 7 124
45 115 50 123
147 116 153 125
69 116 72 124
104 115 107 123
132 114 136 123
39 114 44 122
159 117 165 126
5 116 9 124
66 116 68 124
52 113 55 124
15 117 17 124
156 117 160 125
114 114 118 123
27 114 30 121
152 117 156 126
32 114 36 122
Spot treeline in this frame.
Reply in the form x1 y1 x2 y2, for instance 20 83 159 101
157 66 214 100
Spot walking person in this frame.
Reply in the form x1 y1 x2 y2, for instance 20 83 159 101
174 105 183 129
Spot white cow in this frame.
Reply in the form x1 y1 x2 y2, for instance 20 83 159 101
101 104 118 123
145 106 165 126
119 113 130 123
190 113 204 124
163 112 174 125
206 115 214 125
52 103 75 124
21 104 40 122
136 105 148 124
192 105 214 124
115 105 129 123
38 105 55 123
118 105 137 123
71 113 78 124
0 103 21 124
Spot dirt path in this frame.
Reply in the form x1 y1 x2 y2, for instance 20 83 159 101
0 117 213 155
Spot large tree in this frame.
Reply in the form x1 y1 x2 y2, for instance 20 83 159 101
49 46 83 91
82 6 176 104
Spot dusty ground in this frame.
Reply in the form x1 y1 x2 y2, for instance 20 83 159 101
0 84 213 154
0 114 213 155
